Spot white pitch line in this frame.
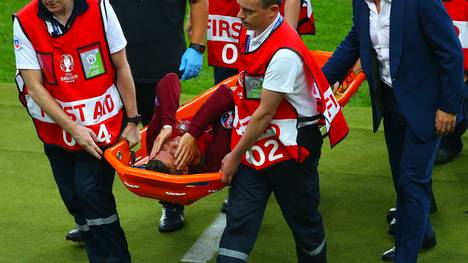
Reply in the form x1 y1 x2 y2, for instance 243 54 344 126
180 213 226 263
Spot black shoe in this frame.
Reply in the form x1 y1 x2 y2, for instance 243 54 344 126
387 206 437 224
386 216 437 239
430 200 438 214
386 208 397 223
387 218 396 235
381 247 395 261
380 232 437 261
421 231 437 250
159 203 184 233
220 197 230 214
65 228 84 243
434 148 460 165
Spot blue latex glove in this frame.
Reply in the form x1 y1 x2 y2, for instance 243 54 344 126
179 47 202 80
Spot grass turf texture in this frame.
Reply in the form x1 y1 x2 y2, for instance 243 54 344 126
1 82 467 262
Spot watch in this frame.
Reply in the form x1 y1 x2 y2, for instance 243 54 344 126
189 43 206 54
127 114 142 124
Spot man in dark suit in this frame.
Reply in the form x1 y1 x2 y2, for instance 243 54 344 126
322 0 464 262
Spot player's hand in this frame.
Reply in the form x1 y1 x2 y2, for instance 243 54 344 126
70 125 103 159
149 126 173 160
179 48 202 80
352 59 362 75
220 152 242 184
121 123 141 148
435 109 456 136
331 82 340 94
175 133 199 170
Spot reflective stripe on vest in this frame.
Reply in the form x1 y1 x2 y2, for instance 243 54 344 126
232 103 304 169
25 84 122 126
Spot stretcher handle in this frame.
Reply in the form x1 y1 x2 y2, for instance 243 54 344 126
336 70 366 107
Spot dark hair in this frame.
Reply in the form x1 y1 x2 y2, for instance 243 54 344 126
261 0 282 8
146 159 172 174
146 159 184 175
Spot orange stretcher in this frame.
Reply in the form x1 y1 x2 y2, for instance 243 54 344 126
104 50 366 205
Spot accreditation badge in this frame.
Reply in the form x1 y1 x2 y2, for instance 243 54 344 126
78 43 106 79
244 74 263 99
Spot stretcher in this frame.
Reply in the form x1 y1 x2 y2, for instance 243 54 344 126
104 50 366 205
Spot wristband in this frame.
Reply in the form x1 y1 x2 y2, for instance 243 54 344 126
189 43 206 54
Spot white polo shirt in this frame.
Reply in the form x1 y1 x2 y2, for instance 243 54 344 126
245 15 319 120
13 0 126 70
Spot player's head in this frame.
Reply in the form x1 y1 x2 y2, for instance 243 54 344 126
146 140 188 175
146 159 173 174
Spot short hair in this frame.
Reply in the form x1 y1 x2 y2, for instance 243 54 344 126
146 159 184 175
261 0 282 8
146 159 172 174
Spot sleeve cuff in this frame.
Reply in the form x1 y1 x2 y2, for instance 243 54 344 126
187 124 204 139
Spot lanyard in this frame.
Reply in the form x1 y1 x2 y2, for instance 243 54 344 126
244 16 283 52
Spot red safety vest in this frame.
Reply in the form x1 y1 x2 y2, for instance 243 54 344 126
443 0 468 71
279 0 316 35
207 0 243 68
15 0 124 151
232 19 348 170
207 0 315 68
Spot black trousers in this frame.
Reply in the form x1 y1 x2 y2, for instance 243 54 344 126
214 66 237 85
135 82 159 126
44 145 131 263
217 125 326 263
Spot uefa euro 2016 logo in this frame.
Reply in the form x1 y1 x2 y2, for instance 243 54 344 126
221 111 234 129
14 38 21 50
60 54 74 73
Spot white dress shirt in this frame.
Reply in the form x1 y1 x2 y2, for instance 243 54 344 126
365 0 392 87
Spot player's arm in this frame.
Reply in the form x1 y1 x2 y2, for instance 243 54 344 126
175 85 234 170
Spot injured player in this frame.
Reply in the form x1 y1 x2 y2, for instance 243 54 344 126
145 73 234 175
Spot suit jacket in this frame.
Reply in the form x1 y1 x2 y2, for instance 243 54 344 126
322 0 464 141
